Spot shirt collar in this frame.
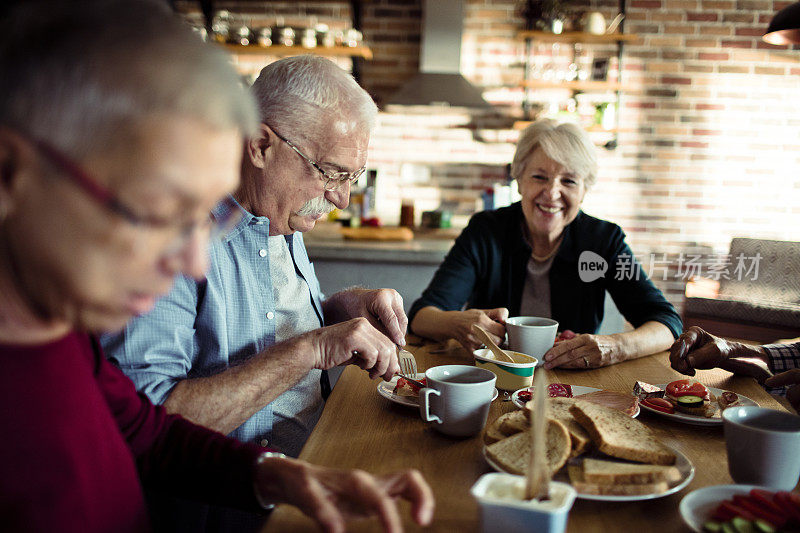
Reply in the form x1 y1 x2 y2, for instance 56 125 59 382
212 195 271 242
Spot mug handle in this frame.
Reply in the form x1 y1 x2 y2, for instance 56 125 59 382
419 387 442 424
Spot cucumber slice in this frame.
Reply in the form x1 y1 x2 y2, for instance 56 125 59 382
753 519 776 533
677 395 704 408
731 517 757 533
721 522 737 533
703 521 723 533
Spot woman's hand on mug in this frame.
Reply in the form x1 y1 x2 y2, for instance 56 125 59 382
448 308 508 352
542 333 620 369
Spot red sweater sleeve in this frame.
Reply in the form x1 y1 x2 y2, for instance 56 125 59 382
89 336 269 511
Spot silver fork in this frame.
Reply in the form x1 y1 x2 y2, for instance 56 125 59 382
397 348 423 386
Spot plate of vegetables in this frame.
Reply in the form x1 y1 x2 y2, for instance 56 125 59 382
680 484 800 532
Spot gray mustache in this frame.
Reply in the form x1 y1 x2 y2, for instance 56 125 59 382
297 196 337 217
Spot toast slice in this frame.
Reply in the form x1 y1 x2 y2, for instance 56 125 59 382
528 397 592 457
568 464 669 495
499 409 529 435
581 458 681 484
484 412 523 445
569 400 676 465
486 418 571 476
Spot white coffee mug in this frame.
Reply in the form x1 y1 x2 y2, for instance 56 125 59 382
723 406 800 490
506 317 559 360
419 365 496 437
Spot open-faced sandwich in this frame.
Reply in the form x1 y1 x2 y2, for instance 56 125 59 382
664 379 718 417
392 376 426 397
634 380 746 418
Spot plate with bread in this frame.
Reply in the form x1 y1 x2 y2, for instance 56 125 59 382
511 383 640 418
483 398 695 501
378 374 498 408
635 380 757 426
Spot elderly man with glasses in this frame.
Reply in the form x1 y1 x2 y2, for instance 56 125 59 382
102 55 409 532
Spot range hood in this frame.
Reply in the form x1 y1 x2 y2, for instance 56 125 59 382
386 0 491 108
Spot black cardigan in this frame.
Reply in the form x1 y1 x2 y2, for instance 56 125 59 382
409 203 682 338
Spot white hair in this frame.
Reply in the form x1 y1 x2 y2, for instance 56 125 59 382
0 0 258 160
510 119 598 188
250 55 378 142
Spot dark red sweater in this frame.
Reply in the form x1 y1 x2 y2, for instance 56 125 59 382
0 332 266 532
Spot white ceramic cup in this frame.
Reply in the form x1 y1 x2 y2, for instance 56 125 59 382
419 365 496 437
505 317 559 359
722 406 800 490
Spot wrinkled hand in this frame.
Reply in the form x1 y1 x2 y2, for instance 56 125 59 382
256 457 435 533
669 326 772 382
447 308 508 352
302 317 400 380
543 333 619 369
328 288 407 346
765 370 800 412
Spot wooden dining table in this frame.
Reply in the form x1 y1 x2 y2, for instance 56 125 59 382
263 337 791 532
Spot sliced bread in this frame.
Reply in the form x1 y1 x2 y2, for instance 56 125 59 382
484 412 522 445
527 397 592 457
485 418 571 476
568 464 670 495
569 400 676 465
499 409 529 435
581 458 681 484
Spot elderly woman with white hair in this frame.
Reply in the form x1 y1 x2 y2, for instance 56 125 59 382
409 119 681 369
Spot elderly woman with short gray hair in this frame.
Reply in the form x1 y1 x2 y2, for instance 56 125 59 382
409 119 681 369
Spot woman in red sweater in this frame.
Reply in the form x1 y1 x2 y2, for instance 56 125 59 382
0 2 433 532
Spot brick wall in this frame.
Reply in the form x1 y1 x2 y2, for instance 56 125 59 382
176 1 800 308
369 0 800 307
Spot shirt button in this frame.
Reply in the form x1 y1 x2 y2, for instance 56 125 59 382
260 439 269 447
259 249 267 257
266 312 274 320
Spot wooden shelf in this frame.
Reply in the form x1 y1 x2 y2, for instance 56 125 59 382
221 43 373 60
516 31 638 44
520 79 623 91
513 121 618 132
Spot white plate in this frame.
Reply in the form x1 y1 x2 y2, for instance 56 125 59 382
510 385 641 418
377 374 499 408
484 445 695 502
679 484 772 532
638 385 758 426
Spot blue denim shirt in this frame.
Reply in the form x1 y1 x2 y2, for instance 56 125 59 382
102 197 337 455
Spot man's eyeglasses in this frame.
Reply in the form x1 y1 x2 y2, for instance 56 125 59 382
268 125 366 191
28 135 241 251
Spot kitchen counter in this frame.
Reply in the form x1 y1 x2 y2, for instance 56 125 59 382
302 225 457 310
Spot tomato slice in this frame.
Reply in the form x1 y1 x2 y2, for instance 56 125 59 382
642 397 675 414
665 379 709 400
749 489 790 522
732 495 784 527
774 492 800 523
717 501 757 522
